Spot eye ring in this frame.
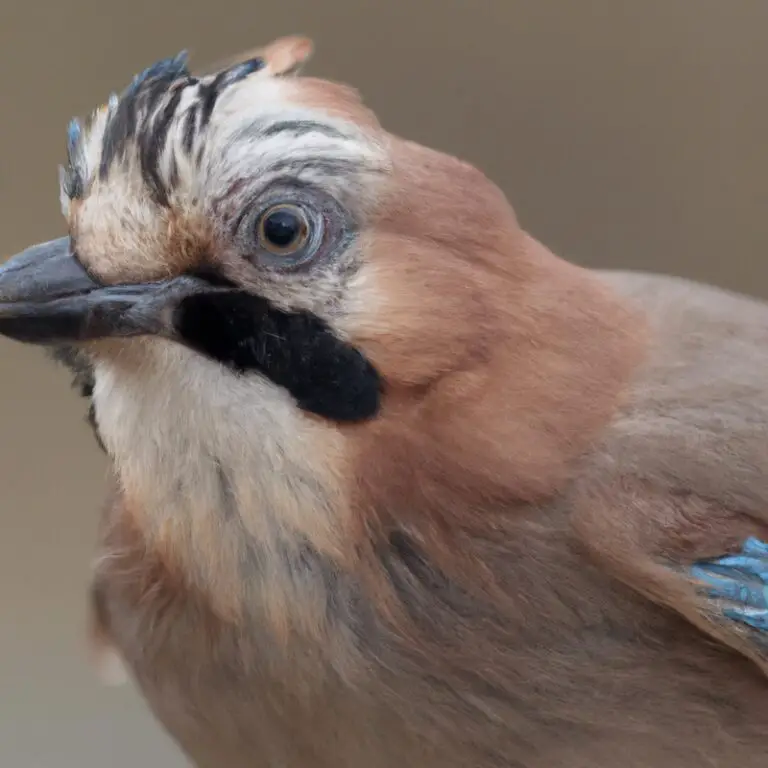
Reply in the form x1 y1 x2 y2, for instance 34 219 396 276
256 203 311 256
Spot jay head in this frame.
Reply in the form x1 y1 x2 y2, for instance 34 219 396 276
4 34 768 768
0 34 639 586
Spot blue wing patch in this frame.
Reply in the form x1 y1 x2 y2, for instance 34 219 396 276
691 537 768 631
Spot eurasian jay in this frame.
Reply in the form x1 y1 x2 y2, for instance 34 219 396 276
0 36 767 768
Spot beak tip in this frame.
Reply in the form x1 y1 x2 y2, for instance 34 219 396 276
0 237 97 345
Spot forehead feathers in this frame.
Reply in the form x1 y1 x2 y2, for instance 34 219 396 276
60 38 389 283
62 51 262 207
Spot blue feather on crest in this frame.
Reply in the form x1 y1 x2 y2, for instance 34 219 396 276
125 51 190 96
66 118 82 158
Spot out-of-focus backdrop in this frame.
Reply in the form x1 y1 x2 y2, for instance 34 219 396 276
1 1 766 765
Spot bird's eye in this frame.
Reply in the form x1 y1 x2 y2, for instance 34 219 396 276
237 188 339 271
256 204 310 256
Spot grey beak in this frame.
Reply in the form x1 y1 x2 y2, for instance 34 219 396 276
0 236 216 345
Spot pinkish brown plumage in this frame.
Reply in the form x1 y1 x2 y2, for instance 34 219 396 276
1 36 768 768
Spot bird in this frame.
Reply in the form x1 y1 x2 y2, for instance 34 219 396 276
1 33 768 768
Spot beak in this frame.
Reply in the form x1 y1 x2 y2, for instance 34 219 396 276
0 236 216 345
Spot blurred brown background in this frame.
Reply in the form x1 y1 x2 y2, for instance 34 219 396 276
1 1 766 765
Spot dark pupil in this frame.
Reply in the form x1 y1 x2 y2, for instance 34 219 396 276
262 209 303 249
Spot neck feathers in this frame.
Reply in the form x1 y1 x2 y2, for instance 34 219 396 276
91 339 355 633
350 233 648 576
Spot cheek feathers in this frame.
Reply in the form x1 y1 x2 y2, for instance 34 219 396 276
343 236 499 388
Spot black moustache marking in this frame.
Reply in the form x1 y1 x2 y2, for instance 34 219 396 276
174 291 382 423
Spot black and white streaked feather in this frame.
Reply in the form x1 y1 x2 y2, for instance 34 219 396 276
63 52 265 208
